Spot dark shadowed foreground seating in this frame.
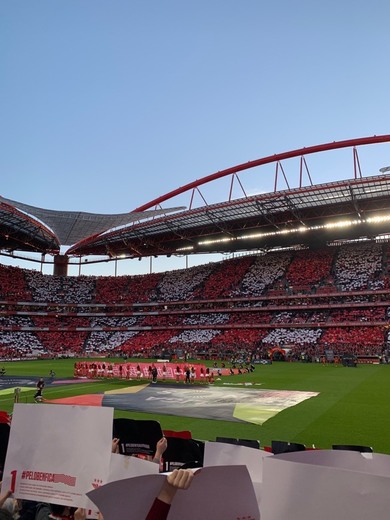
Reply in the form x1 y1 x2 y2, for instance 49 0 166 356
216 436 260 449
332 444 373 453
271 440 306 454
113 418 163 456
0 422 10 480
162 436 205 472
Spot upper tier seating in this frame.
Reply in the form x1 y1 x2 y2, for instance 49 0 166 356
0 241 389 358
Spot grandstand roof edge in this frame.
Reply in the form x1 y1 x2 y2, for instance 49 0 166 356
133 135 390 212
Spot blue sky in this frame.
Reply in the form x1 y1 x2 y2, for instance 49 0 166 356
1 0 390 276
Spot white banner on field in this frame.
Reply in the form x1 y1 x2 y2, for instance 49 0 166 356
1 403 114 509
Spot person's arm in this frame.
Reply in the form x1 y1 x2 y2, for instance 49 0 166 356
145 469 194 520
152 437 167 464
0 488 12 509
74 508 87 520
144 498 170 520
112 437 120 454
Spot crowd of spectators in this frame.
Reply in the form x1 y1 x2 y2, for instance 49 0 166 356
285 248 334 289
95 272 162 304
25 271 95 304
209 329 269 350
1 241 390 359
183 313 230 326
200 256 255 299
142 314 180 327
271 311 310 324
0 265 31 301
108 331 179 356
334 243 383 291
0 315 46 358
307 310 330 323
227 310 273 325
157 263 214 301
232 253 291 297
85 317 140 354
169 329 220 345
262 328 323 348
329 308 385 322
319 326 384 352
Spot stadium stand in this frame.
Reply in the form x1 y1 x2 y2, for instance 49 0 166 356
1 241 390 361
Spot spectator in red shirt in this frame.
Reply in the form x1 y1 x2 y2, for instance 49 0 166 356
146 469 194 520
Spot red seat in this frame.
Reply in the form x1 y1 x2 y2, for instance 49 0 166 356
163 429 192 439
0 411 11 425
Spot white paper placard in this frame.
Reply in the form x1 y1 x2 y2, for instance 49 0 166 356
261 450 390 520
1 403 114 509
88 465 260 520
204 440 272 505
108 452 160 482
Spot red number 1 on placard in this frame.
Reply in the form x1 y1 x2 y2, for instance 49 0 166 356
10 470 17 493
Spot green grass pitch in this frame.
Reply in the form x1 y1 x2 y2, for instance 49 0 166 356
1 358 389 454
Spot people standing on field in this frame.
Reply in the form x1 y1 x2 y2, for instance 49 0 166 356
34 378 45 402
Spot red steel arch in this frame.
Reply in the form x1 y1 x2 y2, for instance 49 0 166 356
133 135 390 212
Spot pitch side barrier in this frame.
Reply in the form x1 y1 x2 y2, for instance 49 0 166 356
72 361 252 381
74 361 214 381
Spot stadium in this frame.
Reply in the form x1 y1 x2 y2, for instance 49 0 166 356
3 0 390 513
2 135 390 357
1 134 390 456
0 135 390 514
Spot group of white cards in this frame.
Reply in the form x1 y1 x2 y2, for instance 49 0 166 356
2 404 389 520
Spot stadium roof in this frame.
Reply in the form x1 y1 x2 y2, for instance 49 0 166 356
0 196 183 254
0 198 59 253
1 135 390 261
68 173 390 258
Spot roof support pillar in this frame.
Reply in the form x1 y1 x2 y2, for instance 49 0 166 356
53 254 69 276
